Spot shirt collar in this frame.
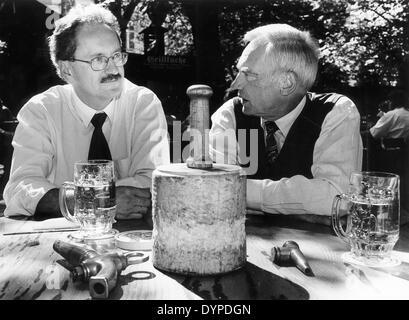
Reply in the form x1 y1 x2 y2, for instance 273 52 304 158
70 87 115 127
262 96 306 138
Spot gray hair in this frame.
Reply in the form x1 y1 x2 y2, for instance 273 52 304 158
244 24 319 90
48 3 120 79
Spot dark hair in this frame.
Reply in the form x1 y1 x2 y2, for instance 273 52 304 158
48 4 120 79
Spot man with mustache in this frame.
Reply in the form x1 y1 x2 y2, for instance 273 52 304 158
3 4 169 219
210 24 362 223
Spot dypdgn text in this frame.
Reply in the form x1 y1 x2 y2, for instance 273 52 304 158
156 304 251 317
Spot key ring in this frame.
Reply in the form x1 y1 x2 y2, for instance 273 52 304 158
124 251 149 265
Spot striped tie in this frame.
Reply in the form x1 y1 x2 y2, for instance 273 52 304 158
265 121 279 165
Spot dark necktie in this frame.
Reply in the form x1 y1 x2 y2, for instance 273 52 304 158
88 112 112 160
265 121 279 165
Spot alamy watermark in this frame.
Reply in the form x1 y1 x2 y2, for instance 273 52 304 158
151 121 260 176
45 1 61 30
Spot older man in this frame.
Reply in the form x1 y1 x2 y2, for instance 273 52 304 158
3 4 169 219
210 24 362 220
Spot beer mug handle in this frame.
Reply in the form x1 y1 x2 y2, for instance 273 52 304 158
59 181 77 223
331 194 349 244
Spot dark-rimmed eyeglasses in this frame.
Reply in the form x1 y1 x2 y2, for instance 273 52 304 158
70 52 128 71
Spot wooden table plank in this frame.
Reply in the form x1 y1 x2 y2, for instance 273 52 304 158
245 215 409 300
1 214 409 300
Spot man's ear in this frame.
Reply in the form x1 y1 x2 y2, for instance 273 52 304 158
279 71 297 96
59 61 73 82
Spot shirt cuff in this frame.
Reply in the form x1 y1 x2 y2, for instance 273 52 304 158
246 179 264 211
4 183 56 217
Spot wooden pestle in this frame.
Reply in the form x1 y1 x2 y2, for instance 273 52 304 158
186 84 213 169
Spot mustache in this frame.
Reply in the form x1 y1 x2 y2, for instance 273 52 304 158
101 74 122 83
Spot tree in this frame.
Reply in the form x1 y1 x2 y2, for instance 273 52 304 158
97 0 193 55
97 0 408 110
97 0 140 46
218 0 408 89
127 0 193 55
320 0 408 87
0 40 6 55
218 0 351 89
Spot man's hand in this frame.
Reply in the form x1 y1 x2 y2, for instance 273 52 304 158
115 186 151 220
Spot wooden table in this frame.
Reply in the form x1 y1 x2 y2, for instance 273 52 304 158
1 212 409 300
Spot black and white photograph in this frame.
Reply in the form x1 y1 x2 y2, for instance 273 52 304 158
0 0 408 309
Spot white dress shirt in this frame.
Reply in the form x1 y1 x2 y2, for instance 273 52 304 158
370 107 409 141
3 79 170 217
261 96 305 152
209 94 363 216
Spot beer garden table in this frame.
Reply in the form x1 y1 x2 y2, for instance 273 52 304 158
1 203 409 301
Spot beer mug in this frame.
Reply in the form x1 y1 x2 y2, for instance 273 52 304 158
332 172 400 267
59 160 117 241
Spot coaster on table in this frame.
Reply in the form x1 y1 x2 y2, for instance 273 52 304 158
115 230 153 251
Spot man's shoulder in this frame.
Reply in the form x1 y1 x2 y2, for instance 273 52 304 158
393 107 409 117
20 84 70 114
119 79 165 121
308 91 358 115
381 108 409 124
122 79 157 99
308 92 354 105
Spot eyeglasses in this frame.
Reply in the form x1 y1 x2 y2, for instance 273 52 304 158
70 52 128 71
234 68 269 88
240 69 260 82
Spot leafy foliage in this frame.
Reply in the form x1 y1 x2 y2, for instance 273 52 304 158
219 0 408 88
320 0 408 87
97 0 193 55
0 40 6 55
162 1 193 56
99 0 407 88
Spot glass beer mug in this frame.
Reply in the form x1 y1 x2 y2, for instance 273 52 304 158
59 160 117 241
332 171 400 267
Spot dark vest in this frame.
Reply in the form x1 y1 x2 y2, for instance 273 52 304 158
234 92 343 180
